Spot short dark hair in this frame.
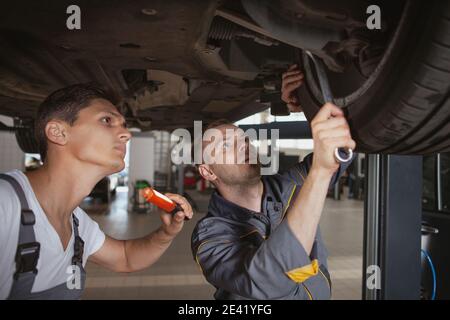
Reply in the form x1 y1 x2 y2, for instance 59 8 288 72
35 83 119 161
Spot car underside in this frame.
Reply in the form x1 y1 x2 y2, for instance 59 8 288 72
0 0 449 154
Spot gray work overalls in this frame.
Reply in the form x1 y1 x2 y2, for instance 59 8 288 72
0 174 86 300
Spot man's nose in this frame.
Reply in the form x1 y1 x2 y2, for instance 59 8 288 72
119 127 132 142
239 137 250 153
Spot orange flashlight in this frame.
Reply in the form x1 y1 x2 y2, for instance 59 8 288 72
142 187 183 215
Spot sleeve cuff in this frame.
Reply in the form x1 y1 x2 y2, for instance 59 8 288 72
285 259 319 283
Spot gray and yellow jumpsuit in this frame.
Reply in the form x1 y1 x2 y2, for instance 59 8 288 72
191 153 351 300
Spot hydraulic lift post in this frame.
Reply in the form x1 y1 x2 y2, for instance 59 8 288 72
363 154 423 300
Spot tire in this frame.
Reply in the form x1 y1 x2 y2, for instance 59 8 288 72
297 0 450 154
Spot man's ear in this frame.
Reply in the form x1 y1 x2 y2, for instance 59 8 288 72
198 164 217 183
45 120 69 146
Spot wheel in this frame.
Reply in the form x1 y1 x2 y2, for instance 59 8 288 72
297 0 450 154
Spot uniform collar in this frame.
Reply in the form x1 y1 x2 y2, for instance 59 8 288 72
208 188 263 222
207 175 293 221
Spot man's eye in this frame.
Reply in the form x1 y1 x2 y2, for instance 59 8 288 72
101 117 112 125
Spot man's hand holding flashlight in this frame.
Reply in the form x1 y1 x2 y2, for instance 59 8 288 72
160 193 193 238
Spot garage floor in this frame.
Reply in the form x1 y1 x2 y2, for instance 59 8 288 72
81 188 363 300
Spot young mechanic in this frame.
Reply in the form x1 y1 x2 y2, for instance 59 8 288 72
0 83 193 300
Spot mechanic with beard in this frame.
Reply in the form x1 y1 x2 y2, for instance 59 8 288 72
0 83 193 300
191 65 355 300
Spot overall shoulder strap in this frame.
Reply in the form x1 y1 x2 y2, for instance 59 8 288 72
0 173 40 299
71 214 84 267
0 174 37 243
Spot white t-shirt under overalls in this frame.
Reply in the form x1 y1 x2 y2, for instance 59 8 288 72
0 170 105 299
